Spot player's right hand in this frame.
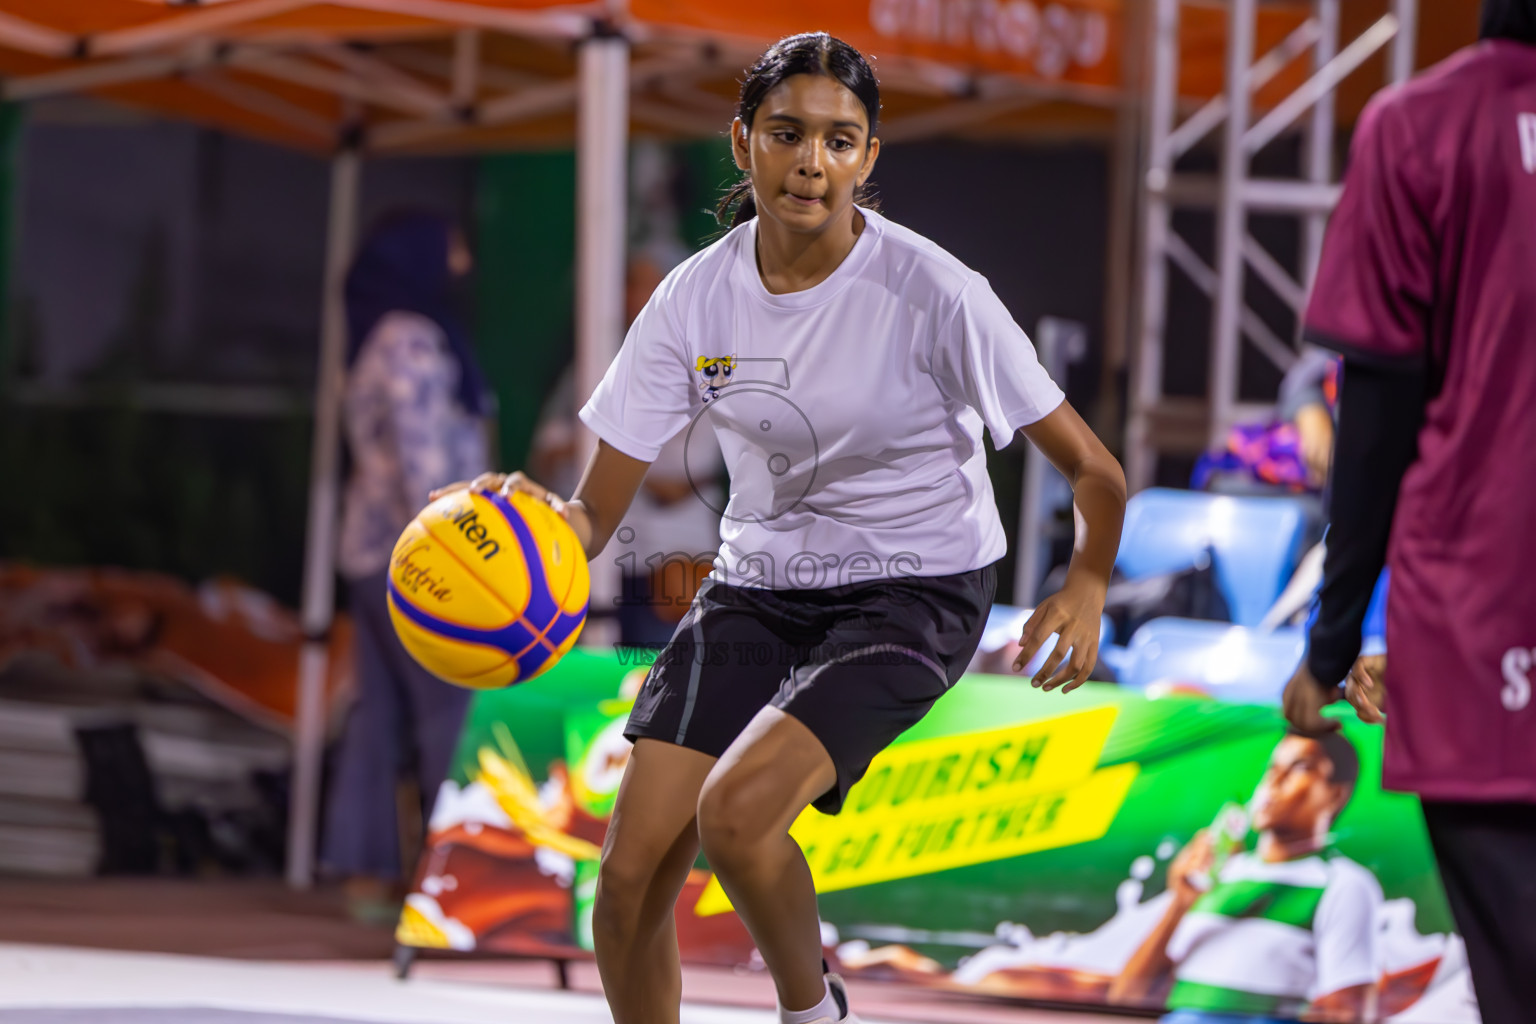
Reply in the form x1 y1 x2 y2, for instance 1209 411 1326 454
1168 831 1215 904
495 471 566 513
431 472 594 554
431 471 561 508
428 477 480 502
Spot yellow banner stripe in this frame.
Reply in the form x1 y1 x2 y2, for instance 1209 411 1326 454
695 705 1136 916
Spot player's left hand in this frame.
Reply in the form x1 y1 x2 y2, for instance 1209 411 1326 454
1282 662 1342 735
1014 576 1105 693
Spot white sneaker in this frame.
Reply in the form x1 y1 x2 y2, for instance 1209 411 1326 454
812 972 859 1024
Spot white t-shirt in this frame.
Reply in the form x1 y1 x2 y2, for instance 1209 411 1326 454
530 366 724 570
1166 851 1381 1014
579 208 1065 589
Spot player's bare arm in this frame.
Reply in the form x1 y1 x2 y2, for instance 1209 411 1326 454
1107 831 1213 1004
1014 401 1126 692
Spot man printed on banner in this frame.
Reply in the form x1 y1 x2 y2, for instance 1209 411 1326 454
1110 732 1381 1024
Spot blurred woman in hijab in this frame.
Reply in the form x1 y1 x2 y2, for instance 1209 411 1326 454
323 211 491 919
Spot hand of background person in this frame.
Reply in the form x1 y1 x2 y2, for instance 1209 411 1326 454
1014 575 1106 693
1282 662 1342 735
1167 830 1217 906
1294 404 1335 488
429 471 593 551
1345 654 1387 724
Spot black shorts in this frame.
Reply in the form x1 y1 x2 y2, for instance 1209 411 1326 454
624 564 997 814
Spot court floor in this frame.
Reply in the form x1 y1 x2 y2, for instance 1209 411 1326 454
0 944 1141 1024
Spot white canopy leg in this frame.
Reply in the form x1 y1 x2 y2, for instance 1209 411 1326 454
288 146 361 889
574 28 629 647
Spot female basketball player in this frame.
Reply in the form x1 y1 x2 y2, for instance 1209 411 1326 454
439 33 1125 1024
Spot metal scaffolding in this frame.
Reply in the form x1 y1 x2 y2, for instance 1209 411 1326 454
1125 0 1420 492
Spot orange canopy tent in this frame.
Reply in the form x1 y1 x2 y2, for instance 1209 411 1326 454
0 2 1479 150
0 1 1325 151
0 0 1476 886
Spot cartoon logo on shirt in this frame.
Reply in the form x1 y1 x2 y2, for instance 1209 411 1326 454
694 355 736 404
684 355 820 527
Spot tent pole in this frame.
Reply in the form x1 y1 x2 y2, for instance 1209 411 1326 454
288 145 361 889
1098 0 1148 446
574 25 628 647
1126 0 1180 493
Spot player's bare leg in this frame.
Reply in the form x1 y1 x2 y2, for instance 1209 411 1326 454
696 708 838 1016
593 739 716 1024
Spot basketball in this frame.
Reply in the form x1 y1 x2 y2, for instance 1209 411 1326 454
386 488 589 689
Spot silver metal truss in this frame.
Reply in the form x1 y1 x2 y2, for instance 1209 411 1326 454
1126 0 1420 492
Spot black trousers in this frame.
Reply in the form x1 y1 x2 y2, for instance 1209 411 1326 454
1421 800 1536 1024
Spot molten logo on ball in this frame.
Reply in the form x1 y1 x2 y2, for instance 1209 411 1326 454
447 506 502 560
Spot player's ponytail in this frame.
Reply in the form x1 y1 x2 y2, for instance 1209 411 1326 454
716 179 758 229
714 32 881 229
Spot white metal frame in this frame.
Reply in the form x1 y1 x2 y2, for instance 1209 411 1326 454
1125 0 1420 493
573 31 629 650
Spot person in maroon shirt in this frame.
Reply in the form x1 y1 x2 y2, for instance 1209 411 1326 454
1283 2 1536 1020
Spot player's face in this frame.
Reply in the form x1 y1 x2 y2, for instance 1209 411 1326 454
732 74 880 236
1250 735 1344 837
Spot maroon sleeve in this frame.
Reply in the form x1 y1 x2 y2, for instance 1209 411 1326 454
1303 95 1435 369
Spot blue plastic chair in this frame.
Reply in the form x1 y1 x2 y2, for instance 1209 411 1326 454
1362 568 1390 656
1116 618 1306 703
1116 488 1316 628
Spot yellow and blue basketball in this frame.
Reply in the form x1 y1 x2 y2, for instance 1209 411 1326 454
386 488 589 689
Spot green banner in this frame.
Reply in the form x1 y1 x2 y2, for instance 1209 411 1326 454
399 652 1475 1022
